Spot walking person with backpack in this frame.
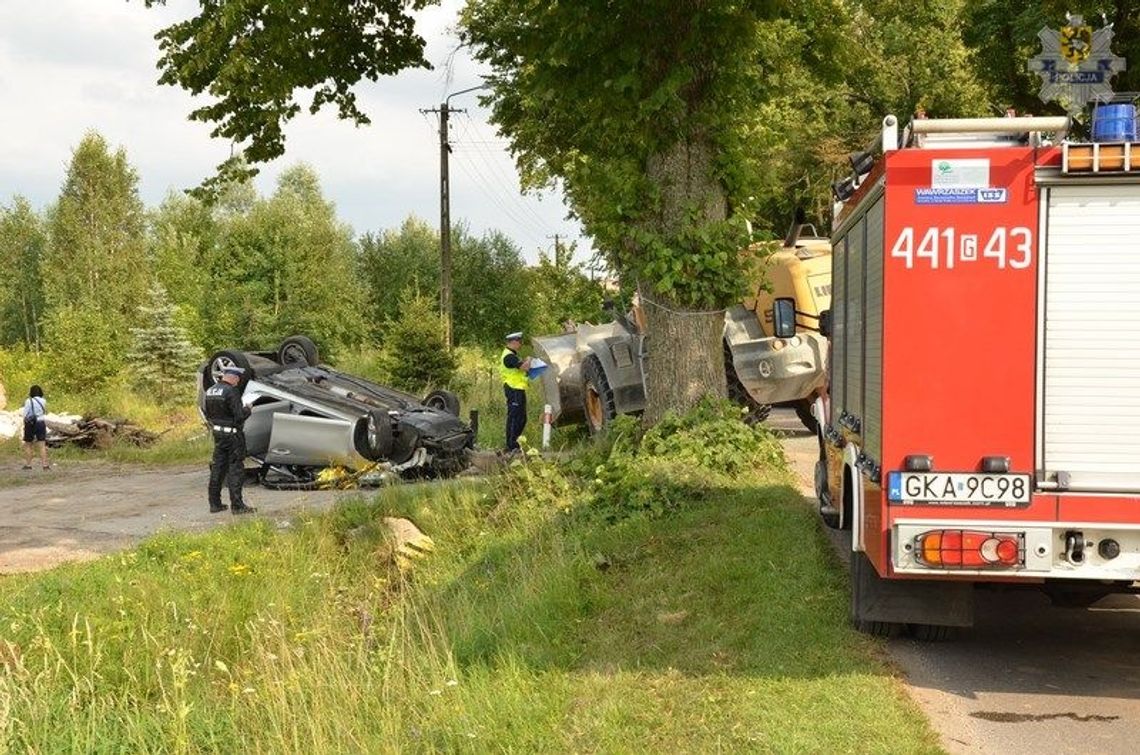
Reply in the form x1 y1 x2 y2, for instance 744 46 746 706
21 385 49 470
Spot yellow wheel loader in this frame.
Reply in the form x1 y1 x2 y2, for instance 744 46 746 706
533 223 831 434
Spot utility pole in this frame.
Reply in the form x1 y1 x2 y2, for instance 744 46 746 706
421 84 487 350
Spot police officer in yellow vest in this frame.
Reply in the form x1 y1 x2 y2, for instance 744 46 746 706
501 331 531 452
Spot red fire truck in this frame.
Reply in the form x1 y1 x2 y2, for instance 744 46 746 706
774 114 1140 638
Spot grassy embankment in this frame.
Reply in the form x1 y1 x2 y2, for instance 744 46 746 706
0 403 939 753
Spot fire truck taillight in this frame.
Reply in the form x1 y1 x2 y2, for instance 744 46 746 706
915 530 1024 569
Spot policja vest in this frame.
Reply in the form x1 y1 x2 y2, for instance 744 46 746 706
500 348 529 390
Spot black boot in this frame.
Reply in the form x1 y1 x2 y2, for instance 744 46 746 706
209 503 228 513
231 503 257 515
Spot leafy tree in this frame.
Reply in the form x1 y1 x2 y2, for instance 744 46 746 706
42 132 149 380
127 282 204 403
43 305 124 393
461 1 798 421
450 227 533 346
148 191 218 347
380 289 457 392
0 198 47 349
357 216 439 332
964 1 1140 117
526 241 608 336
145 0 438 195
200 165 367 355
357 215 535 347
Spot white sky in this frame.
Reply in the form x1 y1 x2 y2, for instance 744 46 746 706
0 0 586 263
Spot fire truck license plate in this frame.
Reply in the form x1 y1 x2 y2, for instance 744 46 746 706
887 472 1031 507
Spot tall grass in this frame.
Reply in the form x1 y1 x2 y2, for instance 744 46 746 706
0 432 939 752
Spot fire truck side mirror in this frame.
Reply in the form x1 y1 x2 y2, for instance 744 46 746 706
773 298 797 339
819 309 832 338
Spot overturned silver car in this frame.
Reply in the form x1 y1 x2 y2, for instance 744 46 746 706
197 336 473 483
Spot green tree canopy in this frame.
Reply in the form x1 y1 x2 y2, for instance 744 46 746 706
41 132 150 382
357 215 536 347
200 165 368 355
965 1 1140 118
0 197 47 349
145 0 439 195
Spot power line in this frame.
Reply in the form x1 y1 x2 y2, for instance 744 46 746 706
454 114 556 232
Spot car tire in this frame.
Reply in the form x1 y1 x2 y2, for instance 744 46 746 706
423 389 461 417
353 409 394 461
724 341 771 424
278 335 320 368
582 355 616 435
203 350 253 391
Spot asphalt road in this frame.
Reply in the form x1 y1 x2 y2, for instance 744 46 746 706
0 462 353 573
769 408 1140 755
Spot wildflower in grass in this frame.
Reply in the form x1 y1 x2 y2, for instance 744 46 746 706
228 563 251 576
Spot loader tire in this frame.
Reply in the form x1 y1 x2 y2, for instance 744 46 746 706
582 355 617 435
793 399 819 435
724 341 771 424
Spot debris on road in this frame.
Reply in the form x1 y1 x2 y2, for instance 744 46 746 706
46 416 161 449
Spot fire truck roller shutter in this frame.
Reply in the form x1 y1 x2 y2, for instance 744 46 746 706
864 198 885 462
831 237 848 423
1042 183 1140 492
845 216 866 425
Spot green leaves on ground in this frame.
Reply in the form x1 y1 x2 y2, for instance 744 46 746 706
497 398 788 523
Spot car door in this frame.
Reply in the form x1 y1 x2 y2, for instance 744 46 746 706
265 413 357 467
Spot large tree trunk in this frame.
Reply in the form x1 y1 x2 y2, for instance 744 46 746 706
640 285 726 425
639 134 728 425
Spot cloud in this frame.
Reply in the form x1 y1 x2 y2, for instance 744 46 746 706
0 0 589 264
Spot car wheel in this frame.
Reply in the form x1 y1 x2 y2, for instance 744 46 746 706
423 389 461 417
724 341 771 424
353 410 394 461
582 355 616 435
203 350 253 391
278 335 320 368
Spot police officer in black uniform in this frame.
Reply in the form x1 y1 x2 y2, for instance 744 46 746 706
204 365 255 514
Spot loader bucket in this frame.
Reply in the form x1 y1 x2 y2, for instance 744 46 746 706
533 322 631 424
532 333 584 424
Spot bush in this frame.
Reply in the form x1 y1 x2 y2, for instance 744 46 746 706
0 346 49 411
379 290 458 393
43 304 125 393
494 398 788 526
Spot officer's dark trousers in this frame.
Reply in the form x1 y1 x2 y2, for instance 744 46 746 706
208 432 246 508
504 386 527 451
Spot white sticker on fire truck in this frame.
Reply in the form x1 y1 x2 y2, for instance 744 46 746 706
890 226 1033 270
914 187 1008 205
932 158 989 188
